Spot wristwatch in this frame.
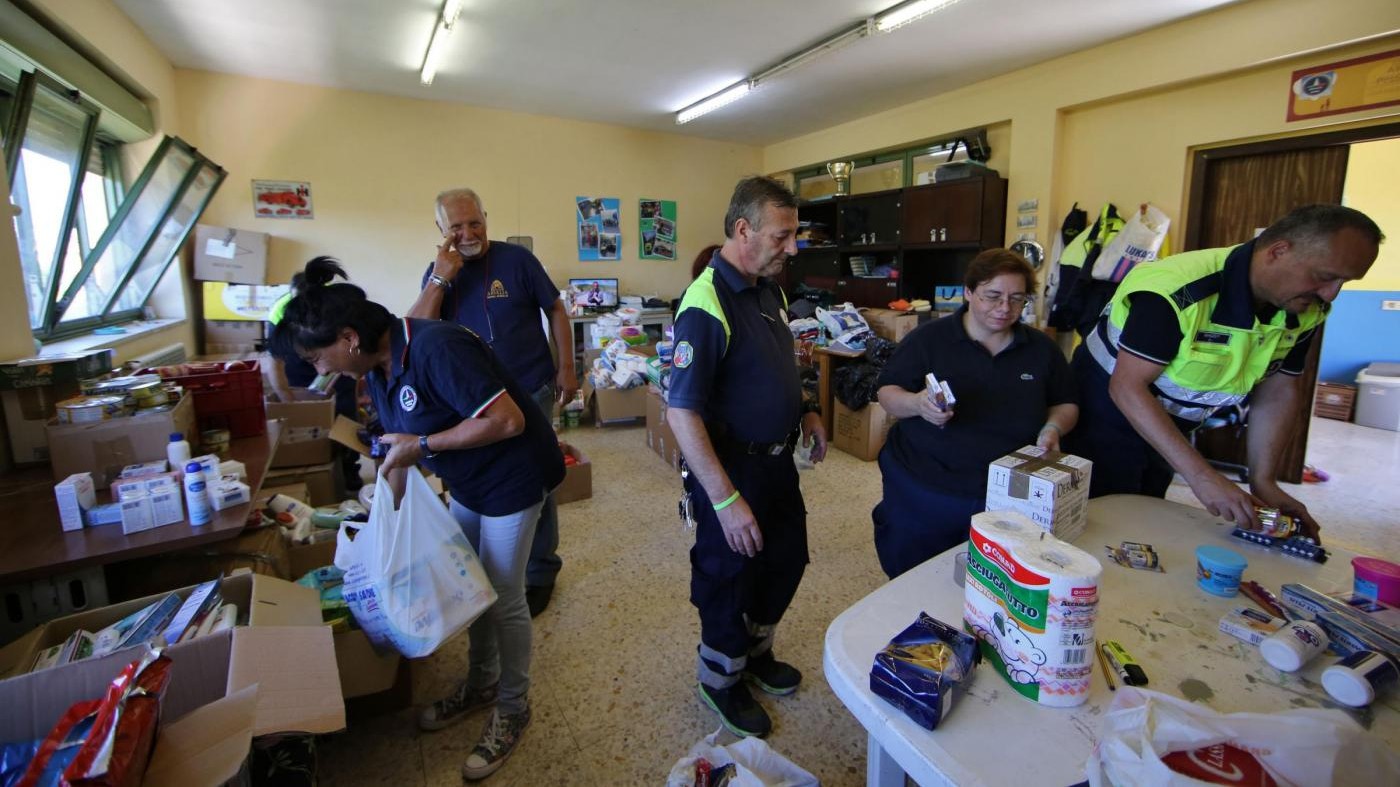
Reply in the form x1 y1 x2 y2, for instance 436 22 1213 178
800 399 822 416
427 273 452 289
419 434 437 459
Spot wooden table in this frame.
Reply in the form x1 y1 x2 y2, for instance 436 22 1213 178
814 345 865 437
823 495 1399 787
0 422 281 584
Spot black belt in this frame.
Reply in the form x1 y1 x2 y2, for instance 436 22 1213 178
723 430 798 456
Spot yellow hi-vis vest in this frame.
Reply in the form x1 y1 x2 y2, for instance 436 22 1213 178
1083 244 1327 425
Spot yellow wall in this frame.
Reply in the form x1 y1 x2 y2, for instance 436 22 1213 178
1342 137 1400 291
764 0 1400 255
174 70 762 314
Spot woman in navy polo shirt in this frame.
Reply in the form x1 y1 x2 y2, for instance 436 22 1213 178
872 249 1079 579
270 257 563 781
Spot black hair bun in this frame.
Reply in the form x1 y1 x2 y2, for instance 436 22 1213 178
292 256 347 294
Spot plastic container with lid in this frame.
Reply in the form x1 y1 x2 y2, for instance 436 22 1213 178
1195 545 1247 597
1322 650 1398 707
1260 620 1328 672
1354 362 1400 431
1352 556 1400 606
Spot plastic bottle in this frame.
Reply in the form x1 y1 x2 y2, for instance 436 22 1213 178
183 461 212 526
167 432 191 470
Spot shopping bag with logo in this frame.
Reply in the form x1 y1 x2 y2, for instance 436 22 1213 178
335 468 496 658
1090 203 1170 283
1086 687 1399 786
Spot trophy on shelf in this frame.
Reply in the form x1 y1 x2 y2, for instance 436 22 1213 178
827 161 854 196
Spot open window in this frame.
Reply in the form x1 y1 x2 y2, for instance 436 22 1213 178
3 69 225 341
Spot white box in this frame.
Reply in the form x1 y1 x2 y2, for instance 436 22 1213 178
54 473 96 532
149 483 186 526
119 492 156 535
194 225 269 284
120 459 169 478
986 446 1093 541
210 480 251 511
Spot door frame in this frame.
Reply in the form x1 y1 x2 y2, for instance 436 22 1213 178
1183 120 1400 251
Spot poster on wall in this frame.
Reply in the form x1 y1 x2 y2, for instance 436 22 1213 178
638 199 677 260
252 180 313 219
576 196 621 261
1287 48 1400 122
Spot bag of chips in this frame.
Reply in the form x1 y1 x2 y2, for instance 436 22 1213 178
869 612 980 731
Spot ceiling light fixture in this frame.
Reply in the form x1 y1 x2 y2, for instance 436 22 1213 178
673 0 967 124
420 0 465 86
875 0 963 33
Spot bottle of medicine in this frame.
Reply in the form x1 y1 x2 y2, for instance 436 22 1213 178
183 461 212 526
167 432 192 470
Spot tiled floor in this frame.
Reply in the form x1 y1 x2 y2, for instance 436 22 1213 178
319 416 1399 786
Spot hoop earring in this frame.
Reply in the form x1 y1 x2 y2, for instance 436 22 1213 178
351 345 361 357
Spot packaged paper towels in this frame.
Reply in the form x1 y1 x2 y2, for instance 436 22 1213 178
963 511 1102 707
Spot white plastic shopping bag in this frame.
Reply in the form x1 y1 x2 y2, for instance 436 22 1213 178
1086 687 1400 786
665 729 818 787
335 468 496 658
1091 203 1170 282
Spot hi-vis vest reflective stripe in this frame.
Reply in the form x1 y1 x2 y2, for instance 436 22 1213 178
1084 245 1326 425
674 265 788 356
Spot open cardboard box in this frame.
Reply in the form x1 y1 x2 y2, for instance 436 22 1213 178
266 396 335 468
555 443 592 505
0 572 345 783
46 393 198 489
328 415 444 499
288 540 402 698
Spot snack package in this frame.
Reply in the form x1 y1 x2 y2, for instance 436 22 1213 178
869 612 980 731
924 372 956 411
1104 541 1164 572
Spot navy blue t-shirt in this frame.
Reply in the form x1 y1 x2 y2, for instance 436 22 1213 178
367 318 564 516
667 254 801 443
877 307 1077 497
422 241 560 392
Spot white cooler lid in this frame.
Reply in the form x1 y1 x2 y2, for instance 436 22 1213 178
1356 362 1400 385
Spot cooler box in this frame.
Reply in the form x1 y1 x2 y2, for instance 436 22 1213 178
1354 362 1400 432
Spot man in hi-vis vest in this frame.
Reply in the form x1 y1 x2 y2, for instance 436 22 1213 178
1065 204 1382 539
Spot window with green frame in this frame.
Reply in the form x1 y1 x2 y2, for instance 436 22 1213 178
3 69 225 341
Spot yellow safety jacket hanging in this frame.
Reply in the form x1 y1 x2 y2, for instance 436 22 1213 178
1083 244 1326 426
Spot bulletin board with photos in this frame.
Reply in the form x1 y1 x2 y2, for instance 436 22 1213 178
576 196 621 261
639 199 677 260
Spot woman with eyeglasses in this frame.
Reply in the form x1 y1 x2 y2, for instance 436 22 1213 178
870 249 1079 579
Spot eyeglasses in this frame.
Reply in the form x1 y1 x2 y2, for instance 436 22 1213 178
974 290 1033 308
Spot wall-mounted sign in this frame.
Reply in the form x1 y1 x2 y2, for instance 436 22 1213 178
252 180 313 219
1287 48 1400 122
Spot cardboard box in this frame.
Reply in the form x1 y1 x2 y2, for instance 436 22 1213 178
194 224 269 284
46 393 197 489
0 349 116 464
645 387 682 471
593 386 648 423
264 460 339 506
204 319 264 355
288 541 401 699
832 400 894 461
860 308 919 342
267 397 335 468
985 446 1093 541
555 443 592 505
202 282 290 321
0 572 345 741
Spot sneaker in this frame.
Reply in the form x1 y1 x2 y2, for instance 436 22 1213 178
461 706 531 781
418 681 497 731
525 585 553 618
697 682 771 738
743 652 802 696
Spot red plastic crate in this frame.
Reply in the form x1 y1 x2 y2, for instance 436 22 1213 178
140 360 267 437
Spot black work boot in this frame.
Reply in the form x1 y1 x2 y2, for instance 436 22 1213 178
743 652 802 696
697 681 772 738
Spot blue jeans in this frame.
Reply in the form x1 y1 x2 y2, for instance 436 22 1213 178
451 496 545 715
527 384 563 587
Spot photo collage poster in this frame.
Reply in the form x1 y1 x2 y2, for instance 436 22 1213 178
638 199 677 260
576 196 621 261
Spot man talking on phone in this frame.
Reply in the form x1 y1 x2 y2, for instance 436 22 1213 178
408 187 577 617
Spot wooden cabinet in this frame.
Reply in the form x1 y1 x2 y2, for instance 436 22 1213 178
791 171 1006 308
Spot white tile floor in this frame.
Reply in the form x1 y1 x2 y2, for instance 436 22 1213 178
318 416 1399 786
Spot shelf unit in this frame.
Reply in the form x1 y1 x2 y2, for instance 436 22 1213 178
790 171 1007 308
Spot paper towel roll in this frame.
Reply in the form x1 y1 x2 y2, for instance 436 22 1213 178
963 511 1103 707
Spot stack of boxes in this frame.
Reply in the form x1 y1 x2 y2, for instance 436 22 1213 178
985 446 1093 542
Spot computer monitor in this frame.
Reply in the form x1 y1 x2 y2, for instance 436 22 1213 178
567 278 619 310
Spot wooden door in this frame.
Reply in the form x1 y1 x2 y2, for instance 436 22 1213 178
1187 144 1348 484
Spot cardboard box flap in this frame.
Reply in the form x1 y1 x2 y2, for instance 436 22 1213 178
247 574 322 627
330 415 372 457
144 683 257 787
229 626 345 735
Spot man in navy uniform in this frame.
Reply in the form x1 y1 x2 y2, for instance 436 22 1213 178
408 187 577 616
667 176 828 737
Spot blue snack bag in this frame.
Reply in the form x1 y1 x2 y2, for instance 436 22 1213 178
870 612 980 730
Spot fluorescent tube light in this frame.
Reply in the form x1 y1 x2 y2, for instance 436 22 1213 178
876 0 962 32
676 81 752 125
420 21 451 85
442 0 463 26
